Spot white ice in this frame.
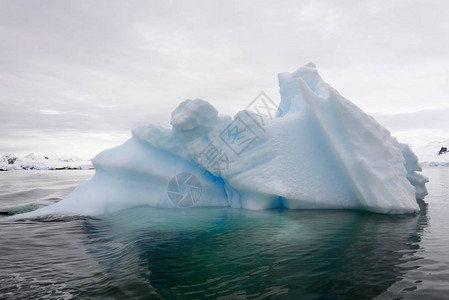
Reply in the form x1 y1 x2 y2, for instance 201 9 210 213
0 153 93 171
413 139 449 167
16 63 428 217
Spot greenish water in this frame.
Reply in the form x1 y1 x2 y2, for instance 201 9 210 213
0 168 448 299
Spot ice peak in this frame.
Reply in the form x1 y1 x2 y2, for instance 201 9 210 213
304 62 317 68
277 63 329 117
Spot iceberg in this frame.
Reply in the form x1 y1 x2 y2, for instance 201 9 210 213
17 63 428 217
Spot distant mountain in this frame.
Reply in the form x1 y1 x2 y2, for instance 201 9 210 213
0 153 93 171
413 139 449 167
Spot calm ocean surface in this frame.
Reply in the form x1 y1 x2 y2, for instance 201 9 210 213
0 168 448 299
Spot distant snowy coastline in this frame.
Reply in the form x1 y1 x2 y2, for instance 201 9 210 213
413 139 449 167
0 153 93 171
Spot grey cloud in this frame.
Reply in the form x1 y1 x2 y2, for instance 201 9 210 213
1 0 448 155
373 108 449 131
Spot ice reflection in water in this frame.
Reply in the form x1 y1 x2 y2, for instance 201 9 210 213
79 203 428 299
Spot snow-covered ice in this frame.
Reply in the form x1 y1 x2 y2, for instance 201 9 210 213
15 63 428 217
413 139 449 167
0 153 93 171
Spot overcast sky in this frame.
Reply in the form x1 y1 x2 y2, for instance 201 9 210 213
1 0 448 158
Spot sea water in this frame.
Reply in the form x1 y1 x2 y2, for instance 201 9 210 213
0 168 448 299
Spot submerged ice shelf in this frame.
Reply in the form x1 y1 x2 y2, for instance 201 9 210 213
18 63 428 217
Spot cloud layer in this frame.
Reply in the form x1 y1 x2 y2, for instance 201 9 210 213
1 0 448 156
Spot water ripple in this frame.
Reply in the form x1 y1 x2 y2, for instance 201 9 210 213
1 169 449 299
